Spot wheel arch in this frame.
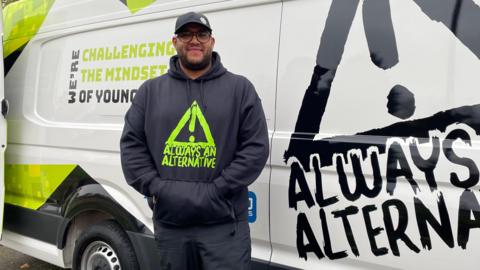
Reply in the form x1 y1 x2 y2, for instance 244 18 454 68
58 182 149 247
57 182 151 268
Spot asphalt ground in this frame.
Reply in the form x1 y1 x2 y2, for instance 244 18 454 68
0 245 63 270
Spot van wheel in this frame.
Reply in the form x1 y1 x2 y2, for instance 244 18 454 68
73 220 139 270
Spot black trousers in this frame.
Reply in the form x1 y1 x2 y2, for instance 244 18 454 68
154 221 251 270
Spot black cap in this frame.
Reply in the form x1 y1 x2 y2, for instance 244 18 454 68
175 12 212 34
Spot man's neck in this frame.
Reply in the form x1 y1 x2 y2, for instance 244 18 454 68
179 61 212 80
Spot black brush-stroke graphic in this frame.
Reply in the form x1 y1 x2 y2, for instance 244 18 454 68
285 0 402 166
362 205 389 256
286 0 480 260
286 104 480 172
414 0 480 59
414 192 454 250
4 44 26 75
387 85 416 119
287 0 359 163
332 206 360 257
285 0 480 171
292 0 358 144
363 0 399 69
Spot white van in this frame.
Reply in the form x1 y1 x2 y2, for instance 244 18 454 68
2 0 480 269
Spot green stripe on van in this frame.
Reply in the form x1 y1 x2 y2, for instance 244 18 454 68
126 0 156 13
3 0 56 58
5 164 76 210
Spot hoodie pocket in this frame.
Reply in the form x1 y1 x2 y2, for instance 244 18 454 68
152 180 233 226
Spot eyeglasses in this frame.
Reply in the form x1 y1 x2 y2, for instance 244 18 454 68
176 31 212 43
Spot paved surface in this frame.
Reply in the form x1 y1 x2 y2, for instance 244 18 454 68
0 246 64 270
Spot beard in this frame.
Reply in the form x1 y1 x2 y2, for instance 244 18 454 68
178 50 212 71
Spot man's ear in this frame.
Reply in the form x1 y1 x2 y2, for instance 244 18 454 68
172 36 178 48
211 36 215 47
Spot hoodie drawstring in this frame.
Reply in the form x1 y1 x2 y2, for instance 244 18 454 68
186 79 193 108
228 200 237 236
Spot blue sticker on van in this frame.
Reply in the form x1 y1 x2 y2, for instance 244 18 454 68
248 191 256 223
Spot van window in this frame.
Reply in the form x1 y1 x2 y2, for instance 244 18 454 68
35 4 279 130
35 19 176 125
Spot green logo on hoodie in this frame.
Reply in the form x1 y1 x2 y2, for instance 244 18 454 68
161 101 216 168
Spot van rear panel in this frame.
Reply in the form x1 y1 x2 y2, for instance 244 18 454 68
272 0 480 269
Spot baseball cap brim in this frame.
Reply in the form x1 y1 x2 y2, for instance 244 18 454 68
174 12 212 33
175 20 212 33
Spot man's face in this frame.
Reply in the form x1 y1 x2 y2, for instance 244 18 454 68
173 23 215 71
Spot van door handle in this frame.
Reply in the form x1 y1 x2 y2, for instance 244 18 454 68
2 98 9 118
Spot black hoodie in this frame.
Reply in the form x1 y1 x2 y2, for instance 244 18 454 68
120 52 269 226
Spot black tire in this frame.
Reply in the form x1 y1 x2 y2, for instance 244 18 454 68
72 220 139 270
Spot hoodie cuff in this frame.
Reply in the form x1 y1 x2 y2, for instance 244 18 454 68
148 177 161 198
213 176 231 199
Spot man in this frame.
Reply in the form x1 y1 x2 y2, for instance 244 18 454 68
120 11 269 269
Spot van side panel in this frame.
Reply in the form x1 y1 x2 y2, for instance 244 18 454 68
3 0 282 268
272 0 480 269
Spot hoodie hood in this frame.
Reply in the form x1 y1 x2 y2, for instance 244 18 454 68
167 51 227 111
168 51 227 81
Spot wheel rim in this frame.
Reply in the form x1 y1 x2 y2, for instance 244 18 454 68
80 241 121 270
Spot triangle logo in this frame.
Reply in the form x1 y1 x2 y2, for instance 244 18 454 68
162 101 217 169
166 101 215 146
